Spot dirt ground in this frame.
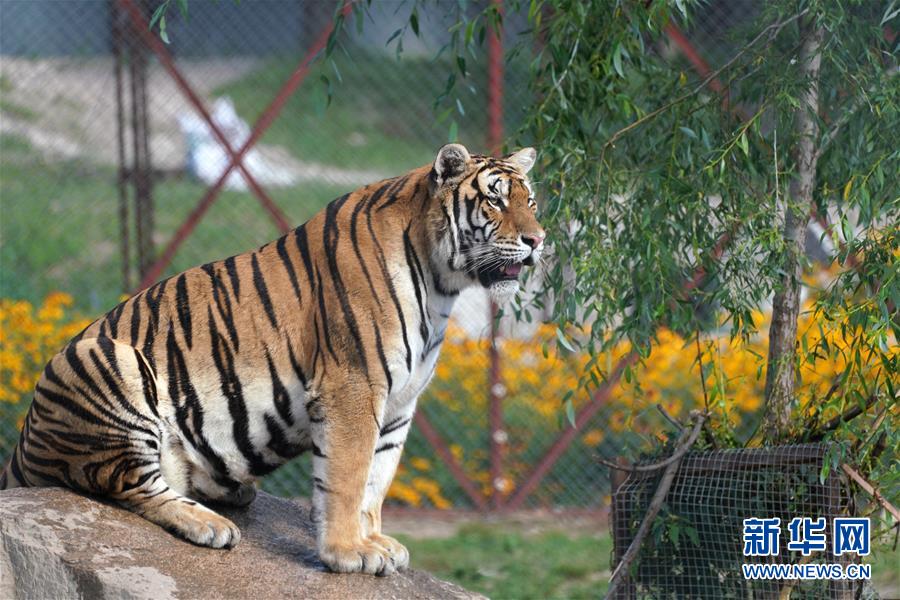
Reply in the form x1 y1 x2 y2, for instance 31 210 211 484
0 57 258 166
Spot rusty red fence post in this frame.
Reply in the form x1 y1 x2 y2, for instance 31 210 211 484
127 0 355 292
414 412 488 510
505 353 639 510
120 0 290 239
487 0 506 510
487 0 505 153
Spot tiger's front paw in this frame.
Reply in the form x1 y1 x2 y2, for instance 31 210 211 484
319 539 398 576
368 533 409 570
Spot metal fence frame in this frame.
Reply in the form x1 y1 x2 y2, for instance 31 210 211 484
609 444 858 599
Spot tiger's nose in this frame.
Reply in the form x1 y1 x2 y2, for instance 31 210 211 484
521 231 545 249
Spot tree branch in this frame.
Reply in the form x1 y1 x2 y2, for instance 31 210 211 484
605 411 707 599
597 411 706 473
601 9 809 151
656 403 685 432
807 394 878 441
842 463 900 522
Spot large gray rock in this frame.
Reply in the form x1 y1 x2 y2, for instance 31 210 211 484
0 487 479 599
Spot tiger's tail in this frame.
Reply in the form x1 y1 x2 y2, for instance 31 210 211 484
0 393 34 490
0 439 25 490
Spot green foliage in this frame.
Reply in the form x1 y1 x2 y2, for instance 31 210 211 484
397 523 614 599
148 0 189 44
329 0 898 553
505 0 896 550
335 0 895 426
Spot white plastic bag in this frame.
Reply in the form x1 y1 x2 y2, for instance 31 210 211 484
178 97 296 190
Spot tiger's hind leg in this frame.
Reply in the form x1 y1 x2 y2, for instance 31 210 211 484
187 466 257 508
157 435 257 510
23 336 240 548
114 477 242 548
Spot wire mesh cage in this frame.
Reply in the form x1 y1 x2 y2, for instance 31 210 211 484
610 443 864 599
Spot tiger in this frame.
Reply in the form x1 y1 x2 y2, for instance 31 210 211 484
0 143 544 575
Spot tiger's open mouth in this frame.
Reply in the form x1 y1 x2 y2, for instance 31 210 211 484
477 261 525 288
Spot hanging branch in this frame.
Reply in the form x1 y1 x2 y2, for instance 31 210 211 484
693 333 719 449
813 66 900 162
855 406 889 455
655 403 685 432
600 9 809 152
694 333 711 414
807 393 878 441
605 411 708 599
596 411 706 473
801 376 844 434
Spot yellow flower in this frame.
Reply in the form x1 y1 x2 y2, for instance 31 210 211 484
386 480 421 507
43 291 73 308
450 444 463 462
0 293 90 416
409 457 431 471
582 429 604 447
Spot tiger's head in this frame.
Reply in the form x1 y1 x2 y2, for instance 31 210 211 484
429 143 545 301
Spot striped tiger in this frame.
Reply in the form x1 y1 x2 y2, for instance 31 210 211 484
0 143 544 575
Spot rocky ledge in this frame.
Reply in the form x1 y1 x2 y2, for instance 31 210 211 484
0 486 479 599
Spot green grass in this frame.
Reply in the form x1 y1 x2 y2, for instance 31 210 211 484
0 98 38 122
0 132 33 155
0 133 348 312
397 523 613 599
396 521 899 599
214 49 495 173
1 139 120 310
0 76 38 122
870 546 900 597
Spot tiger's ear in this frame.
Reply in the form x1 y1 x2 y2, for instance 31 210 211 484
506 147 536 174
433 143 471 185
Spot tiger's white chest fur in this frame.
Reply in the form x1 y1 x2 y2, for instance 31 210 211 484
358 277 457 512
385 281 455 410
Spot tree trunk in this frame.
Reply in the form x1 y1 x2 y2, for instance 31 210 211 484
763 17 824 441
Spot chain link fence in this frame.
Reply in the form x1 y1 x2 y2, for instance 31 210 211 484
2 0 780 515
0 0 571 512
